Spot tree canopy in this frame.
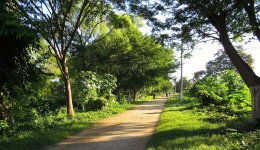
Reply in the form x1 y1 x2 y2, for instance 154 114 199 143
127 0 260 123
71 15 175 101
193 46 254 80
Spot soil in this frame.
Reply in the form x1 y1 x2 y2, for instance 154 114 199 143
48 98 166 150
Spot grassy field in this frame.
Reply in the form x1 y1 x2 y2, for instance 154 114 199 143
147 96 260 150
0 96 153 150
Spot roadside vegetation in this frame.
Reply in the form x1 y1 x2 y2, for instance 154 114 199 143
148 48 260 149
0 1 174 149
1 0 260 149
0 96 154 150
148 96 260 150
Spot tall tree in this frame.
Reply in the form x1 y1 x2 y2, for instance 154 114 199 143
205 47 254 76
130 0 260 124
193 46 254 79
71 16 175 101
11 0 117 117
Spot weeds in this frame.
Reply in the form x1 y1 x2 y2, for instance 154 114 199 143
147 96 260 150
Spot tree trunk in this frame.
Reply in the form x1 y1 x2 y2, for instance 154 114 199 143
250 86 260 125
243 0 260 41
180 48 184 102
0 95 14 124
81 103 85 112
0 96 6 120
208 13 260 124
133 90 138 101
62 64 75 117
116 88 122 102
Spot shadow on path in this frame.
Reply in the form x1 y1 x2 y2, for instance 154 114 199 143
48 98 167 150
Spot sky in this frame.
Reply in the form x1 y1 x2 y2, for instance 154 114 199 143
140 26 260 80
174 39 260 80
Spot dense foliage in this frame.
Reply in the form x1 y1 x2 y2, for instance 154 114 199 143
3 0 260 149
73 71 117 111
0 1 175 148
0 0 43 125
175 77 193 93
190 48 252 117
190 70 251 115
71 16 175 101
129 0 260 123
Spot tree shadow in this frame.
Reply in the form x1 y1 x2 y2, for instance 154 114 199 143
48 122 158 150
131 100 166 111
148 127 227 149
49 135 151 150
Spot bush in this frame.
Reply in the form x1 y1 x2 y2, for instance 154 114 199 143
190 76 228 105
73 71 117 111
0 120 9 134
190 70 251 115
86 98 106 111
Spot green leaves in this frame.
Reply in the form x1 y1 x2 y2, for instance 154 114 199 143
71 15 175 100
73 71 117 110
108 14 132 28
190 70 251 114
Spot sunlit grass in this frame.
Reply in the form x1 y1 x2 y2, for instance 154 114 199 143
147 97 231 150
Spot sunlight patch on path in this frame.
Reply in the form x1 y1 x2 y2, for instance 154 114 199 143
48 98 166 150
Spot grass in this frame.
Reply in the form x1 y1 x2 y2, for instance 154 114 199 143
0 97 152 150
147 96 260 150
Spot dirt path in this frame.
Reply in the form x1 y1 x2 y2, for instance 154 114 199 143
48 98 167 150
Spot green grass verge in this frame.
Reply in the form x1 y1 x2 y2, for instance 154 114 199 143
147 96 255 150
0 98 152 150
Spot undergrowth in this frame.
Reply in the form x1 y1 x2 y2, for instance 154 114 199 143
0 100 137 150
147 96 260 150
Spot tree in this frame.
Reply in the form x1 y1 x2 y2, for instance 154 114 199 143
176 77 193 93
193 70 206 82
193 46 254 80
71 15 175 101
177 44 193 101
11 0 118 117
153 77 173 95
130 0 260 124
73 71 117 111
0 0 40 123
205 47 254 76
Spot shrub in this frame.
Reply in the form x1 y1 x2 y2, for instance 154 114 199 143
86 98 106 111
0 120 9 134
190 70 251 115
73 71 117 111
190 76 228 105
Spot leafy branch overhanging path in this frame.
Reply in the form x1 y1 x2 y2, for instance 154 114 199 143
48 98 167 150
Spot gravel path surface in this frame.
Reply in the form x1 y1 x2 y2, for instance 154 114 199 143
48 98 167 150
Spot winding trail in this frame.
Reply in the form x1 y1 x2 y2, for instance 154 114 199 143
48 97 167 150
